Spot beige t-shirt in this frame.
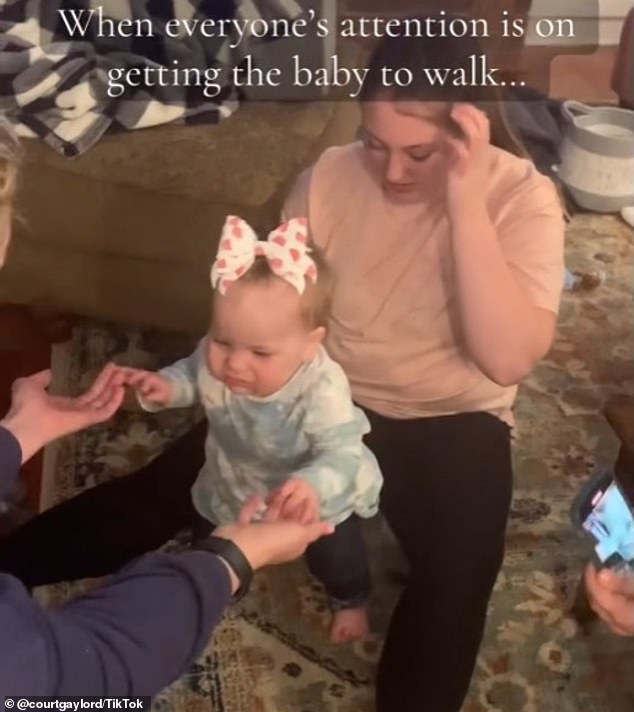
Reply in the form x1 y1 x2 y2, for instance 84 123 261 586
283 142 565 425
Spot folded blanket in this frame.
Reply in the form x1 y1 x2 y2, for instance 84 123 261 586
0 0 301 156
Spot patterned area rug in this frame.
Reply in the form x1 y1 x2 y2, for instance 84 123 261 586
36 214 634 711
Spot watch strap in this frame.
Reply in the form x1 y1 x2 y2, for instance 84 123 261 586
192 536 254 601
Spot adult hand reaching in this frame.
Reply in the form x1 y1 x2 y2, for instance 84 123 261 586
0 369 124 464
213 496 334 591
585 564 634 635
265 477 321 525
87 362 173 408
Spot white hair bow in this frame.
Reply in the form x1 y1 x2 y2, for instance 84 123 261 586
210 215 317 295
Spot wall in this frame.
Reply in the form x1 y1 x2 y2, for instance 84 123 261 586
526 0 634 45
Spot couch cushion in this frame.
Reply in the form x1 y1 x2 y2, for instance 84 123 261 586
15 101 358 266
21 102 337 206
3 100 359 331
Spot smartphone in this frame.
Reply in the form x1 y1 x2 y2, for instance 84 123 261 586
571 471 634 570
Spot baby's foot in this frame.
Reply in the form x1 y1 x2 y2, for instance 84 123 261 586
330 606 369 644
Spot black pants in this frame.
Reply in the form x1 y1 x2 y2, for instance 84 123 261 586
0 411 511 711
364 410 513 712
0 420 370 607
191 508 371 608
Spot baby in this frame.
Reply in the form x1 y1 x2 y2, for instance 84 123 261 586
115 215 383 643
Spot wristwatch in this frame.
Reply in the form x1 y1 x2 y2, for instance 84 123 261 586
192 536 254 601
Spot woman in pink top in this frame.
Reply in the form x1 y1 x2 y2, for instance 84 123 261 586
280 31 565 710
0 21 565 712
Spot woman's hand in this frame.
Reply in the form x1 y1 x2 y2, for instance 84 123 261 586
0 369 124 464
440 102 559 386
265 478 321 525
444 103 491 215
585 564 634 635
213 497 334 591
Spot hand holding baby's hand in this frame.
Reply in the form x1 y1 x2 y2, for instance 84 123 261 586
89 363 172 407
265 478 321 525
121 367 172 406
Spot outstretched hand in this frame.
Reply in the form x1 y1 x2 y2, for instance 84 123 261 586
0 369 124 464
87 362 172 407
265 477 321 525
214 496 334 572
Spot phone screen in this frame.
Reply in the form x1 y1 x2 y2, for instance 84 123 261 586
582 481 634 565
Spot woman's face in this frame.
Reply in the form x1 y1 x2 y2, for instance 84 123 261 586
360 100 449 204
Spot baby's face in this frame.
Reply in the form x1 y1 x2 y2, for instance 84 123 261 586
207 278 322 397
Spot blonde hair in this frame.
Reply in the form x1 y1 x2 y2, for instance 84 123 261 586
0 120 22 209
219 242 332 330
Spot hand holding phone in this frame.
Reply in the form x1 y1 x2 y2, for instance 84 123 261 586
585 563 634 634
571 471 634 572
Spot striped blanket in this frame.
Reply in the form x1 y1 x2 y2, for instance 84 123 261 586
0 0 301 156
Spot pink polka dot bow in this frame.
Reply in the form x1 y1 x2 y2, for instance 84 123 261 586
210 215 317 296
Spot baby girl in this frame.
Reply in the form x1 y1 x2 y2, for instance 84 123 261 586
112 215 383 643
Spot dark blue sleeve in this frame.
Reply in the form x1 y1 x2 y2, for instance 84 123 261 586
0 550 232 695
0 425 22 499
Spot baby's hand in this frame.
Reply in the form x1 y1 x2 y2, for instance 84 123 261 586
87 363 172 407
121 367 173 406
265 478 321 525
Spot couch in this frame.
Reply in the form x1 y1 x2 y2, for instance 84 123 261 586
1 100 359 335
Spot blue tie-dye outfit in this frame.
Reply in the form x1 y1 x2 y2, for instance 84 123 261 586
145 340 383 528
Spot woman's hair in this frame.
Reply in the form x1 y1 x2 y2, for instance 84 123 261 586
358 18 527 158
235 243 332 330
0 119 22 209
